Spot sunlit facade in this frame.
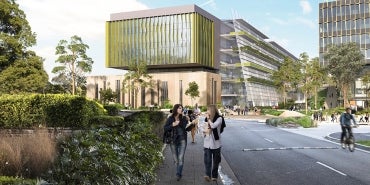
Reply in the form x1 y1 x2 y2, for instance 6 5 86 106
106 5 219 70
319 0 370 108
220 19 298 107
98 5 221 107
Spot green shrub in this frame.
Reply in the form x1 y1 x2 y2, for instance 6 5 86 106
0 176 36 185
44 114 163 185
261 109 282 116
266 116 313 128
296 116 313 128
103 104 121 116
124 111 166 139
89 115 125 128
162 99 173 109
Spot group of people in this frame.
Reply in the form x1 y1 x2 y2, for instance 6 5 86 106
163 103 223 182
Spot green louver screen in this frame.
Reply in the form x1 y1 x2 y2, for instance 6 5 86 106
106 13 214 69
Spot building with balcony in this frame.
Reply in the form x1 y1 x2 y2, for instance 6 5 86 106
220 19 298 108
319 0 370 108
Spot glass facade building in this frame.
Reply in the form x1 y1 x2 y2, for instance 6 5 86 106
106 5 219 70
319 0 370 107
220 19 297 107
319 0 370 64
101 5 221 107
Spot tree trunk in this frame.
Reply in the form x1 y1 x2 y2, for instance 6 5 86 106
134 89 138 109
304 91 308 114
314 86 317 109
342 84 350 108
71 62 76 95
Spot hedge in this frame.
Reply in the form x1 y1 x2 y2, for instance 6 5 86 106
0 94 105 129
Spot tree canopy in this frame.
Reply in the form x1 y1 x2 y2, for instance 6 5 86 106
122 60 152 108
52 35 93 95
0 0 48 93
185 81 200 105
324 42 364 108
299 53 326 112
272 57 302 105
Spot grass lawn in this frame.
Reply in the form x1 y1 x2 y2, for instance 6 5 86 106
357 140 370 147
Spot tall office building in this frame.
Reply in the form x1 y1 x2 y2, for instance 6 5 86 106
220 19 297 107
319 0 370 107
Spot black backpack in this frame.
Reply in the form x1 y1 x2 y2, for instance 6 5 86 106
220 116 226 133
211 116 226 140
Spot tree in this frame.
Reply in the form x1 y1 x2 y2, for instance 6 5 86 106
310 57 326 109
324 42 364 108
122 60 152 108
99 88 117 105
185 81 200 106
52 35 93 95
298 53 326 113
0 0 48 93
272 57 302 106
0 52 48 93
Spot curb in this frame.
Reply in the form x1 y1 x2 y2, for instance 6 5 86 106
325 134 370 151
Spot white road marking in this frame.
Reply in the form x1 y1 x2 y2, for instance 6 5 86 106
316 161 347 176
242 146 338 151
264 138 273 143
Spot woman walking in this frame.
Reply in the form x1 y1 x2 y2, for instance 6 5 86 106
163 104 189 181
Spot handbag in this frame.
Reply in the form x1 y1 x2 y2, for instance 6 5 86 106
163 129 174 144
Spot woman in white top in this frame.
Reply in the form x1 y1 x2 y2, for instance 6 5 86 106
202 104 222 182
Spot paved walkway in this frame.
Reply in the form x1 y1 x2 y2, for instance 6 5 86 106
155 115 370 185
155 132 240 185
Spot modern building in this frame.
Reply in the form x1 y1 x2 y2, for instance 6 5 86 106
219 19 298 108
88 5 221 108
86 4 297 108
319 0 370 108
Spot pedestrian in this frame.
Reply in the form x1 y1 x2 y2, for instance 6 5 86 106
202 104 223 182
163 104 191 181
190 103 201 143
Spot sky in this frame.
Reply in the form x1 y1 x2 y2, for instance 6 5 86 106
17 0 321 80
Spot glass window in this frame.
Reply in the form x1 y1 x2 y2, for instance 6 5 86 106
328 22 332 32
323 8 328 18
332 7 337 17
365 3 370 13
367 49 370 59
366 18 370 29
351 4 359 14
345 5 350 15
337 6 342 17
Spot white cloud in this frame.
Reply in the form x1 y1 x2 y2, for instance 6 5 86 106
17 0 149 78
300 0 312 14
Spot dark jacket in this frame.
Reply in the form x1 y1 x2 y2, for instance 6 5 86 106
164 115 189 144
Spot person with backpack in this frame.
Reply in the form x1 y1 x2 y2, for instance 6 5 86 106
202 104 225 182
163 104 192 181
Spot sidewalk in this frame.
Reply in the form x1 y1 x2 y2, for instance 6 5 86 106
155 132 240 185
155 117 370 185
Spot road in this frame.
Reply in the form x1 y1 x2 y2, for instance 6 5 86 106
221 119 370 185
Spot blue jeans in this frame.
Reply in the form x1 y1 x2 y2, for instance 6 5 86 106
204 147 221 178
170 139 187 177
